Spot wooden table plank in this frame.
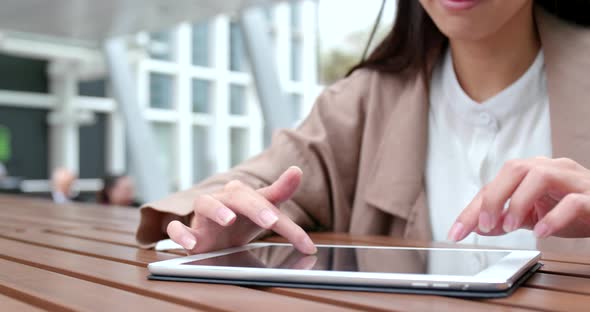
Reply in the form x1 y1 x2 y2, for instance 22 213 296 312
540 260 590 278
0 194 139 215
92 225 135 235
0 237 360 312
45 227 138 247
0 258 200 312
269 287 533 312
537 252 590 265
0 213 95 228
0 196 139 220
0 210 138 232
0 215 77 231
0 292 45 311
526 273 590 296
0 221 25 232
0 196 139 227
485 287 590 312
0 230 174 266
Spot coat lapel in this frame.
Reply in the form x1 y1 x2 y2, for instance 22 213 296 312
536 7 590 252
363 73 430 221
537 7 590 167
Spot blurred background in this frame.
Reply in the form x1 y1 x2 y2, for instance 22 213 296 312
0 0 395 205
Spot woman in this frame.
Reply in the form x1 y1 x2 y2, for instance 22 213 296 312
137 0 590 255
98 175 141 207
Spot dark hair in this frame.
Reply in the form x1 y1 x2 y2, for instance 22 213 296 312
349 0 590 77
97 174 125 204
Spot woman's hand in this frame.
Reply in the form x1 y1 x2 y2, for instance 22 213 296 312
448 157 590 242
166 166 317 255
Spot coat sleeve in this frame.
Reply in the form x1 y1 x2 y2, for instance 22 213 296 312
136 70 372 248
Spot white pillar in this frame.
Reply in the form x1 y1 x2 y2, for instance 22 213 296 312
212 16 231 173
105 38 170 202
274 3 291 87
47 60 80 175
301 0 320 115
176 23 194 190
106 111 126 174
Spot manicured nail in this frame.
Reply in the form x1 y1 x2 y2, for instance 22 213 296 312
258 209 279 228
534 223 550 239
181 236 196 250
289 166 302 173
302 236 317 254
479 212 493 233
503 215 516 233
216 207 236 225
448 222 465 241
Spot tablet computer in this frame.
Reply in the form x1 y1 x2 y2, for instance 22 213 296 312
148 242 541 297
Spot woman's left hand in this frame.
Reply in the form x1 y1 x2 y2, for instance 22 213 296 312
448 157 590 242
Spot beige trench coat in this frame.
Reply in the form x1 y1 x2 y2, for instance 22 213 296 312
136 7 590 256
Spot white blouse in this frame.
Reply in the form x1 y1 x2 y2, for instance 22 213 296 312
426 48 551 250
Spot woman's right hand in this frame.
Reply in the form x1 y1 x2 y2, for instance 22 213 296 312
166 166 317 255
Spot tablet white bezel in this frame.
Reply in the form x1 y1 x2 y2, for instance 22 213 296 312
148 242 541 291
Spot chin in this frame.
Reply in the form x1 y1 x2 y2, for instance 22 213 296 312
437 23 493 41
421 0 533 42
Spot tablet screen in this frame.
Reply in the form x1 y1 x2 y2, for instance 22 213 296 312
183 245 511 276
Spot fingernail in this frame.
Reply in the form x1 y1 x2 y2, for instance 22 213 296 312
534 223 550 239
258 209 279 228
503 215 516 233
181 236 196 250
216 207 236 225
479 212 493 233
448 222 465 241
303 236 317 254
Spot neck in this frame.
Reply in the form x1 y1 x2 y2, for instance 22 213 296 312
450 3 540 103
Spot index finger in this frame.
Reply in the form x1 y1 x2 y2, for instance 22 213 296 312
257 166 303 205
476 160 532 233
218 182 316 255
270 212 317 255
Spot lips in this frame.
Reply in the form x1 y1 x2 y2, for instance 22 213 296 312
439 0 480 11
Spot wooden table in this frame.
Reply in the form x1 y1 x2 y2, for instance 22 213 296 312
0 195 589 311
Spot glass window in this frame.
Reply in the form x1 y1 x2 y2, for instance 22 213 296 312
230 128 249 167
78 79 107 97
149 73 174 109
152 123 176 190
192 79 211 113
192 22 210 66
229 22 246 72
193 126 212 183
149 30 174 61
229 84 247 115
79 113 107 179
290 38 302 81
290 1 302 30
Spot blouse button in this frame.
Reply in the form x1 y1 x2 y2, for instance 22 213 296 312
478 112 492 125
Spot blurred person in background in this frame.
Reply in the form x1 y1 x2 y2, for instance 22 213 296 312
51 168 79 204
137 0 590 255
97 174 141 207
